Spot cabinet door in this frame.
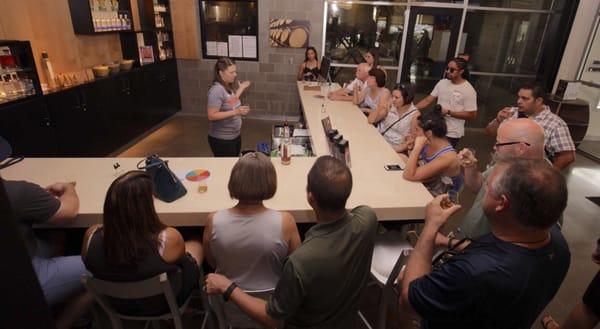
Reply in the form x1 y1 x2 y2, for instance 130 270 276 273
162 60 181 114
46 87 109 156
141 63 167 125
0 98 58 156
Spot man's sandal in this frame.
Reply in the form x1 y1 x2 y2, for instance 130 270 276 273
541 315 560 329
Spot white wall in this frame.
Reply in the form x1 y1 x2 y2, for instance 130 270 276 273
553 0 600 139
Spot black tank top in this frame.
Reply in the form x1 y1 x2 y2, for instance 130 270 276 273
302 64 320 81
84 228 199 316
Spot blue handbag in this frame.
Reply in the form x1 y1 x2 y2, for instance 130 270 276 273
137 155 187 202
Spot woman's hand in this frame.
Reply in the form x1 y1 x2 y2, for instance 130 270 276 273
236 105 250 116
239 80 251 91
414 136 427 150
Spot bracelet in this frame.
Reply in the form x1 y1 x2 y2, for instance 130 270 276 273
447 238 456 249
223 282 238 302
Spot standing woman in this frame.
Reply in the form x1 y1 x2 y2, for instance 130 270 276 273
207 57 251 157
297 47 320 81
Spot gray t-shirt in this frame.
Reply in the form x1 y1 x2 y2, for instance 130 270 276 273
207 82 242 140
2 179 60 256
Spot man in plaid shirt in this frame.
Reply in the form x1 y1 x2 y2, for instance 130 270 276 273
485 82 576 169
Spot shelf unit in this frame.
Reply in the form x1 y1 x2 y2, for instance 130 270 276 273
68 0 134 35
0 40 43 106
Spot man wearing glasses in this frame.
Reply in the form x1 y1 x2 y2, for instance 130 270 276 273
485 81 575 170
436 118 547 242
415 57 478 148
399 157 570 329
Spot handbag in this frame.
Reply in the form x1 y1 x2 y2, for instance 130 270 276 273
137 155 187 202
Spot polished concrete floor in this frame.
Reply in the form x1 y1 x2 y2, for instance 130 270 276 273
118 114 600 328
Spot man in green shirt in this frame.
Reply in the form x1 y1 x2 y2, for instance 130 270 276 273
437 118 546 247
205 156 378 329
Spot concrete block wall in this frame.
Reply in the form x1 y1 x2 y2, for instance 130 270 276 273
178 0 325 120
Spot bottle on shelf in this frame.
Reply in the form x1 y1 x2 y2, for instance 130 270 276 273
40 51 57 90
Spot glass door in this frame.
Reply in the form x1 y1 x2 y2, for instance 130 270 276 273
400 7 463 97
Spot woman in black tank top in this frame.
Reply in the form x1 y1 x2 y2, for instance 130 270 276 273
82 170 202 316
297 46 321 81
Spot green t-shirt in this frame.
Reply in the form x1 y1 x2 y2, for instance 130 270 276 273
266 206 378 329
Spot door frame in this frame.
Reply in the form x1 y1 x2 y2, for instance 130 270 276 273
400 6 463 83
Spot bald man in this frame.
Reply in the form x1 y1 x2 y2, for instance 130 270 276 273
438 119 549 246
327 63 370 101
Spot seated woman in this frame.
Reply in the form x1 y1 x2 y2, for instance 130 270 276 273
402 106 462 196
203 152 301 291
82 171 202 316
364 48 387 76
353 68 390 115
368 83 419 153
297 46 320 81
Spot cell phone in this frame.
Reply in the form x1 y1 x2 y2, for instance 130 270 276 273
384 164 404 171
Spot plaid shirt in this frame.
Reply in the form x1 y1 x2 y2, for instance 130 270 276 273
502 105 576 158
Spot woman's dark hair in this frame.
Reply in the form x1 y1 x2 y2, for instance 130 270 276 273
393 82 414 104
366 48 380 68
418 105 447 138
103 170 166 266
369 68 386 88
449 57 470 80
305 46 318 62
214 57 237 93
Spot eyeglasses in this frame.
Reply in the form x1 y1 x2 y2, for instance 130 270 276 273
432 238 471 270
446 67 457 73
494 141 531 148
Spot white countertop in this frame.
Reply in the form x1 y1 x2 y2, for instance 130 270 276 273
0 82 432 227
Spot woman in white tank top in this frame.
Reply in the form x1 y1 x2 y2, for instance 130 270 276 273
368 83 419 154
202 152 301 291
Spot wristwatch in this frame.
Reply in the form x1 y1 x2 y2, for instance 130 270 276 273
223 282 238 302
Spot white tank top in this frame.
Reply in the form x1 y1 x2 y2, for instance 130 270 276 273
210 209 288 290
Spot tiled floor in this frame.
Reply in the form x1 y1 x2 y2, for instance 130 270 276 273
118 114 600 328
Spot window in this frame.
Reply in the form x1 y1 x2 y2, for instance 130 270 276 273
325 3 406 68
199 0 259 60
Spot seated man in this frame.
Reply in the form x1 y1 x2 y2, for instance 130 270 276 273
327 63 370 101
439 118 546 243
485 81 575 169
205 155 378 329
399 157 571 328
0 137 89 329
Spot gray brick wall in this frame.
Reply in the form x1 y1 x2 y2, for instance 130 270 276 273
177 0 324 120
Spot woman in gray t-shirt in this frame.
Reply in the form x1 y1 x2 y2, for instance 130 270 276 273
207 57 251 157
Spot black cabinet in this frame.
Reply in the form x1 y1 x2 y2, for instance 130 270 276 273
141 60 180 125
46 81 112 156
1 62 181 157
0 97 58 156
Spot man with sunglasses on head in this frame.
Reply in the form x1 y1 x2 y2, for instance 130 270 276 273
485 81 575 170
398 157 570 329
415 57 478 148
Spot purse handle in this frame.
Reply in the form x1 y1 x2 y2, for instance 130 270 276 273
136 155 169 170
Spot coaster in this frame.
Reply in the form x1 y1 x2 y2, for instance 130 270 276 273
185 169 211 182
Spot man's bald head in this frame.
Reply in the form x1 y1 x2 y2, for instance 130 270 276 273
356 63 370 81
496 118 545 159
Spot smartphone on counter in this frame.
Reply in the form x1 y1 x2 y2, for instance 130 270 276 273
384 164 404 171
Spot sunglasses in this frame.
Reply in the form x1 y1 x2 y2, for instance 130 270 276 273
494 141 531 148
